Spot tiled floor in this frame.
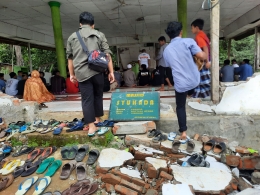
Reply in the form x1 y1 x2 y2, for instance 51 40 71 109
43 87 176 112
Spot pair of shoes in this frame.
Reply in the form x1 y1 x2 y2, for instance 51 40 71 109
62 179 98 195
61 145 89 161
60 160 87 181
147 129 167 143
0 159 25 175
66 120 84 132
187 153 210 168
203 140 226 154
36 157 62 177
15 176 51 195
95 120 115 127
172 139 195 153
53 123 67 135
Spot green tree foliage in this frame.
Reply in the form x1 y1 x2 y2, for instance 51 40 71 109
219 35 255 65
0 44 57 70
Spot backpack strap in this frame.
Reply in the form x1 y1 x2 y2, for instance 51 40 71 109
76 31 89 56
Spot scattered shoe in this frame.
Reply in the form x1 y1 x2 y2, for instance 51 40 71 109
213 142 226 155
0 174 14 191
21 160 42 177
186 140 195 153
32 176 51 195
60 160 76 180
97 127 110 136
172 140 181 153
168 132 177 141
86 149 99 165
15 176 38 195
203 140 215 152
44 160 62 177
12 146 35 157
76 162 87 181
147 129 160 138
36 157 55 174
75 145 89 162
152 132 167 143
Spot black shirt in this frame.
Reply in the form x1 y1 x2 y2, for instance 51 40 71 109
17 79 27 96
138 70 150 86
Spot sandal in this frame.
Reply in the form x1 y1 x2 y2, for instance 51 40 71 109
60 160 77 180
152 132 167 143
97 127 109 136
26 148 44 162
75 145 89 162
21 160 42 177
0 174 14 191
186 140 195 153
172 140 181 153
147 129 160 138
15 176 38 195
39 147 57 161
44 160 62 177
76 162 87 181
36 157 55 174
66 121 84 132
213 142 226 155
77 182 98 195
53 123 67 135
61 179 90 195
168 132 177 141
12 146 35 157
179 136 191 144
203 140 215 152
86 149 99 165
32 176 51 195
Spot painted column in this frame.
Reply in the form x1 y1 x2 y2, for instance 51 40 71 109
177 0 187 38
48 1 66 77
210 0 220 103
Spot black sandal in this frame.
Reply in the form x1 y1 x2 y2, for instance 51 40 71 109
12 146 35 157
152 132 167 143
147 129 160 138
213 142 226 154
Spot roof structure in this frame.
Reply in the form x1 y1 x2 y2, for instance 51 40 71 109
0 0 259 48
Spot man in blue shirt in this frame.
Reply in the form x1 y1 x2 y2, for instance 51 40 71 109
234 59 253 81
0 73 6 92
163 21 206 141
220 59 234 82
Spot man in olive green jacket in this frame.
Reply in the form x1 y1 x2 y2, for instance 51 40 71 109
66 12 115 135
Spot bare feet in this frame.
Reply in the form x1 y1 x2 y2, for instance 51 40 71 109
94 117 102 124
180 131 187 140
88 123 98 134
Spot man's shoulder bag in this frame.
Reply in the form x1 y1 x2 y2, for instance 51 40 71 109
76 31 109 73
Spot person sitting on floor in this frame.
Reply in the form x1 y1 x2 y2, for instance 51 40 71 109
123 64 136 87
39 71 47 86
137 64 150 86
103 70 118 92
5 72 19 96
114 67 122 87
66 74 79 94
220 60 234 82
24 70 55 104
0 73 6 93
16 73 28 98
234 59 253 81
151 66 161 86
51 70 66 94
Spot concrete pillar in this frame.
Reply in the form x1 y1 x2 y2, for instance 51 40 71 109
227 39 231 60
210 0 220 103
177 0 187 38
48 1 66 77
254 27 260 71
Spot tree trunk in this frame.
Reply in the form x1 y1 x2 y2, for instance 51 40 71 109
14 45 23 66
177 0 187 38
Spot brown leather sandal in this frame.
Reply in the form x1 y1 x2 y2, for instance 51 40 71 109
61 179 90 195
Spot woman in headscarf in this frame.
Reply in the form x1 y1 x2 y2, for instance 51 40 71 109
24 70 55 107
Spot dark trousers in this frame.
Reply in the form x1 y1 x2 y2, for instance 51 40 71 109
175 90 188 132
79 73 104 124
159 66 167 85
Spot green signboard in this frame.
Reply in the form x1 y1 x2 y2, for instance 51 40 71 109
109 91 160 121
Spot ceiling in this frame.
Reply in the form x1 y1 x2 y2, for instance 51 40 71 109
0 0 259 47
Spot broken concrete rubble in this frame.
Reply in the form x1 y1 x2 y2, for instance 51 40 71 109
112 121 156 135
98 148 134 168
162 183 194 195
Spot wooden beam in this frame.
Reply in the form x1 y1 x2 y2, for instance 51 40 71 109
177 0 187 38
210 0 220 103
227 39 231 60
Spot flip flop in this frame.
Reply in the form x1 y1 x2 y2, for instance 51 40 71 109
44 160 62 177
41 120 60 134
67 146 78 160
152 133 167 143
78 182 98 195
15 176 38 195
88 129 101 137
19 125 28 133
86 149 99 165
53 123 67 135
33 120 42 127
213 142 226 155
12 146 35 157
172 140 181 153
179 136 191 144
26 148 44 162
21 160 42 177
186 140 195 153
60 160 77 180
97 127 110 136
75 145 89 162
36 157 55 174
36 121 49 132
76 162 87 181
6 130 19 141
39 147 57 161
0 174 14 191
147 129 160 138
168 132 177 141
1 160 25 175
21 125 37 134
203 140 215 152
13 162 30 178
61 179 90 195
32 176 51 195
3 145 12 153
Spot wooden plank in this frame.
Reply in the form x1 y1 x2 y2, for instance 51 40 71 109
210 0 220 103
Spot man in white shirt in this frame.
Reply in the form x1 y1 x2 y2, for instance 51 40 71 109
232 59 239 68
232 59 239 81
138 49 150 68
5 72 19 96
